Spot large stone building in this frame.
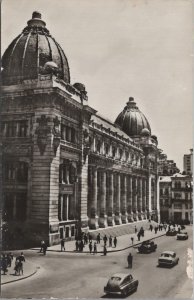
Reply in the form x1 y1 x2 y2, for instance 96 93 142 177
1 12 161 247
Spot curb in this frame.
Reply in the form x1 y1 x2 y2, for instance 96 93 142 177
1 266 39 285
30 233 166 254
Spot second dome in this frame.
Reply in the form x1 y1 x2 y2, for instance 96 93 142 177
115 97 151 137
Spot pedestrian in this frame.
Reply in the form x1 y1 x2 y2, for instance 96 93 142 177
61 238 65 251
131 237 134 245
150 224 153 232
154 227 157 234
127 253 133 268
113 236 117 248
15 252 25 275
137 232 141 241
42 243 47 255
134 225 137 233
103 234 108 245
89 241 93 254
1 254 8 275
84 233 88 245
96 233 101 244
75 240 79 251
109 236 112 247
80 240 84 252
93 242 97 255
88 234 92 242
6 252 13 267
103 245 107 256
40 240 45 253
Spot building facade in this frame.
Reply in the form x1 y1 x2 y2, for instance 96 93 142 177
159 174 193 224
1 12 160 248
183 149 193 175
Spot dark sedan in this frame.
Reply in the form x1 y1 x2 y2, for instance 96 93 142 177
138 240 157 253
104 273 138 297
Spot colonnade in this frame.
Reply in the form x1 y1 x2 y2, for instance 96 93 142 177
88 166 150 229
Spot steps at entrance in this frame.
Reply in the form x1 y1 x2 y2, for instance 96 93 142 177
89 220 157 239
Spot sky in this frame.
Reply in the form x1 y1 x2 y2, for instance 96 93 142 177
1 0 193 170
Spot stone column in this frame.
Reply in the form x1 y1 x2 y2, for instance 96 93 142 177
121 174 128 223
132 176 138 221
127 175 134 222
99 169 108 227
89 166 99 229
114 172 122 225
156 176 160 223
142 178 147 219
138 177 143 220
148 175 152 220
107 171 115 226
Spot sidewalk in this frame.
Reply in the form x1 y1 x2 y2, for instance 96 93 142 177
1 260 39 285
32 228 166 254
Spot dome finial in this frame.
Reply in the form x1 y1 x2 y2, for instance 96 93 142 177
32 11 42 19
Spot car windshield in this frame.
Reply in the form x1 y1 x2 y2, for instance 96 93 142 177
111 277 121 281
161 253 172 258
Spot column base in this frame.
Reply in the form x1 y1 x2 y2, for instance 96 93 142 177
138 211 143 220
89 215 99 230
107 214 115 226
121 212 128 224
133 211 139 222
99 215 108 228
127 212 134 223
115 213 122 225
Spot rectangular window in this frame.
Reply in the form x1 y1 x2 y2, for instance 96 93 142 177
18 121 28 137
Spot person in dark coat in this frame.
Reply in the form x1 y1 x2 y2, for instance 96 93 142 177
75 240 79 251
103 235 108 245
89 241 93 254
40 240 45 253
131 237 134 245
97 233 101 244
84 233 88 245
93 242 97 255
113 236 117 248
137 232 141 241
103 245 107 256
80 240 84 252
1 254 8 275
61 239 65 251
127 253 133 268
6 252 13 267
43 243 47 255
134 225 137 233
109 236 112 247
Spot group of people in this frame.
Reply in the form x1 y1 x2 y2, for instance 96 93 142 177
1 252 25 276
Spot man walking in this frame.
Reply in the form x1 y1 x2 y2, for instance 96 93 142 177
89 241 93 254
61 238 65 251
109 236 112 247
127 253 133 268
113 236 117 248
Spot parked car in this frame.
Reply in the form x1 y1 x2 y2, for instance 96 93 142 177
104 273 138 297
177 232 188 240
158 251 179 267
166 229 177 236
138 240 157 253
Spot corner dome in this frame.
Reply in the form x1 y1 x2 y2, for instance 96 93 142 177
2 11 70 85
115 97 151 137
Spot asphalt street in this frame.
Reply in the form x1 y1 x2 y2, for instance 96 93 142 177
1 226 192 299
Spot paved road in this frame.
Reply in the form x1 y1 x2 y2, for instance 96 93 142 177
1 226 192 299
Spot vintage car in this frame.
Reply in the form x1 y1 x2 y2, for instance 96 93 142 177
177 232 188 240
104 273 138 297
158 251 179 267
138 240 157 253
166 229 177 236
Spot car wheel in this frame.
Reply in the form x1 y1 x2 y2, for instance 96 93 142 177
122 289 128 297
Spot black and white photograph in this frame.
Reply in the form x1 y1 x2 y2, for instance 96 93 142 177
0 0 193 298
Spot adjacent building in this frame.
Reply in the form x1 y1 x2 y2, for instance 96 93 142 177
159 173 193 224
1 12 161 248
183 149 193 175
